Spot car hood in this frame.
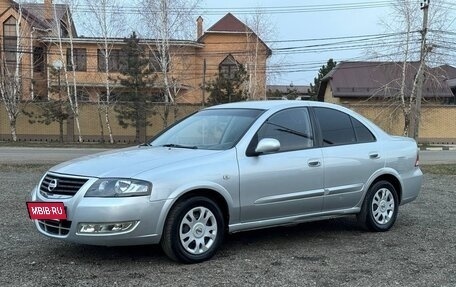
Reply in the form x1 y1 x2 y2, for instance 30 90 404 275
49 146 223 178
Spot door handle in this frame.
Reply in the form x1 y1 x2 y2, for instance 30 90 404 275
308 160 321 167
369 152 380 159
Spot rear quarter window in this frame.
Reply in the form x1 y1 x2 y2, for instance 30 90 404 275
314 107 376 146
351 117 376 143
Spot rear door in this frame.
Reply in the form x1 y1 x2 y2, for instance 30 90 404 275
313 107 384 211
238 107 324 222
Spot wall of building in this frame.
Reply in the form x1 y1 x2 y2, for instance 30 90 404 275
0 3 34 101
0 103 200 142
1 102 455 144
348 104 456 144
197 33 269 100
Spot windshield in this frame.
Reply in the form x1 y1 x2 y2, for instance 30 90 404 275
151 108 264 150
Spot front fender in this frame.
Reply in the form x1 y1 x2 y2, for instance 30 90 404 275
155 181 236 239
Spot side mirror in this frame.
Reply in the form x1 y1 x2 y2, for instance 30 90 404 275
254 138 280 155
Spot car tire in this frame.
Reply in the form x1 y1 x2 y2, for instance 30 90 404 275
161 196 225 263
357 180 399 232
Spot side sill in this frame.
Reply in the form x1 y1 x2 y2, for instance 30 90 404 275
228 207 360 234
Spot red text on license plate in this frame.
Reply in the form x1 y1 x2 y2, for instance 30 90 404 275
26 202 67 220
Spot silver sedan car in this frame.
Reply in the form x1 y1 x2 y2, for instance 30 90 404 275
28 101 422 263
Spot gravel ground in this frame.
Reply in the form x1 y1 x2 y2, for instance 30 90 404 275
0 167 455 287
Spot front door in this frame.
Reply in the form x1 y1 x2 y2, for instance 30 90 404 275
238 107 325 222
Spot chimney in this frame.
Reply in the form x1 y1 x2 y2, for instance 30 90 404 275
45 0 52 21
196 16 203 39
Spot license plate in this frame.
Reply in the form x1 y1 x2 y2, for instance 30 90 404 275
26 202 67 220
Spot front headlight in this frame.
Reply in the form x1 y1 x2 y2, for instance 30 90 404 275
85 179 152 197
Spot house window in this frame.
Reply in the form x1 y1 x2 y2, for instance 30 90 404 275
99 92 119 102
3 16 18 65
76 89 90 102
219 54 239 79
98 49 127 72
33 47 45 72
149 50 169 72
60 20 69 38
66 48 86 71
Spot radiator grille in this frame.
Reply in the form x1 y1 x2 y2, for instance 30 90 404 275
40 174 88 196
38 220 72 236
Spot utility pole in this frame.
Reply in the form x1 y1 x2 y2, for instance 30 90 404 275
411 0 430 140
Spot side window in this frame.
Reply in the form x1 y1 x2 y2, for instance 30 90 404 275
256 108 314 152
314 107 356 146
351 117 376 143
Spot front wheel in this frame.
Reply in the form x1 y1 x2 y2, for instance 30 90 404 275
161 196 225 263
357 180 399 232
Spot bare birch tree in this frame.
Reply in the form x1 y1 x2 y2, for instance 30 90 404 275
244 9 274 100
139 0 201 128
370 0 450 136
0 2 29 141
81 0 126 143
47 0 83 142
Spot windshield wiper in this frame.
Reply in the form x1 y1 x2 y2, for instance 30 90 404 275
161 144 198 149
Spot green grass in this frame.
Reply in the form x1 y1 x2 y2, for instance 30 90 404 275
420 164 456 175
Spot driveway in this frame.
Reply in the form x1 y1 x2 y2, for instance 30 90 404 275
0 167 454 286
0 147 109 164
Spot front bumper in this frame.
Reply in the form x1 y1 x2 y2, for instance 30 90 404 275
30 180 169 246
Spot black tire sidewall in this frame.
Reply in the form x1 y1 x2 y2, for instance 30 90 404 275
169 196 225 263
365 181 399 232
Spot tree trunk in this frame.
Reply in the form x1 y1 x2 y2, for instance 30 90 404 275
163 102 170 129
403 110 410 136
59 119 64 143
97 104 105 143
9 119 17 142
105 105 114 144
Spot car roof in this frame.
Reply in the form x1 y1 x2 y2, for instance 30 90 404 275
204 100 389 139
204 100 345 112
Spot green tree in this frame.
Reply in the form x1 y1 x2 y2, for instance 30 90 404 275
204 65 248 105
114 32 156 143
309 59 337 100
23 67 70 143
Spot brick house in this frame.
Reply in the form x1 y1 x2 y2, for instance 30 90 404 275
0 0 271 104
317 61 456 143
318 61 456 104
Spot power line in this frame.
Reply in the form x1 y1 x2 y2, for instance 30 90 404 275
66 1 395 16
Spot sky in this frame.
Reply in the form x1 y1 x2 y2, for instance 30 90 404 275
197 0 456 86
73 0 456 87
200 0 391 85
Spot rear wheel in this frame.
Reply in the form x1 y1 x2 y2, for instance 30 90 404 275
357 180 399 232
161 196 224 263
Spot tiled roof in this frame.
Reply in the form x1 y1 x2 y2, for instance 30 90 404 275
432 64 456 80
318 61 454 100
22 3 69 34
207 13 252 33
202 13 271 56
